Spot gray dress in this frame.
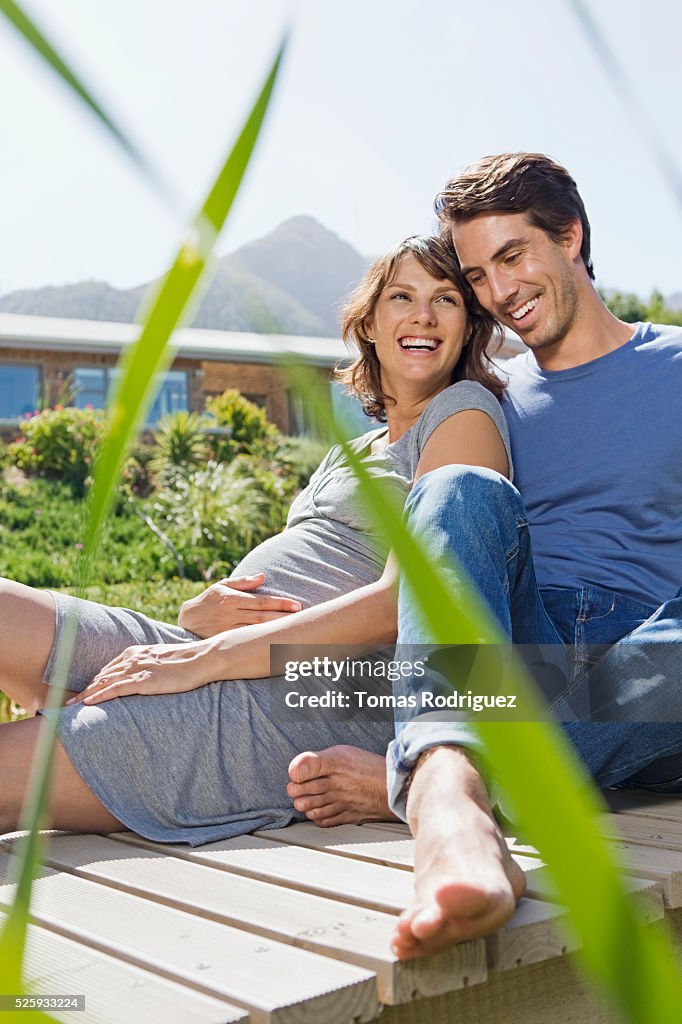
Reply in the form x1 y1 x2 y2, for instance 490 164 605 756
43 382 512 845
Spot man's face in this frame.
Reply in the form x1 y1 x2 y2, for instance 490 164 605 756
452 211 581 353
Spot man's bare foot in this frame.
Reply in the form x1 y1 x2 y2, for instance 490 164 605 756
287 745 398 827
392 746 526 959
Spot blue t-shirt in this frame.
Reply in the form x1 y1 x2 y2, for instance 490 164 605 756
501 322 682 606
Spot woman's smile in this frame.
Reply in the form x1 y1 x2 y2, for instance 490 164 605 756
367 254 470 405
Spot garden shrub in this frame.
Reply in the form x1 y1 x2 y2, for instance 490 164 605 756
7 406 104 496
275 435 328 491
151 410 210 484
228 453 292 531
122 442 157 498
205 389 279 463
145 459 282 580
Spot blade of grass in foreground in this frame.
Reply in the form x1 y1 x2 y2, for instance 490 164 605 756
567 0 682 209
293 363 682 1023
85 36 287 550
0 0 166 197
0 33 287 1008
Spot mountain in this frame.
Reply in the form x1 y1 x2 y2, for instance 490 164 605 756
0 217 369 338
228 215 368 329
0 280 143 324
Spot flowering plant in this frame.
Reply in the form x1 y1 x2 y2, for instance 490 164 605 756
7 406 104 495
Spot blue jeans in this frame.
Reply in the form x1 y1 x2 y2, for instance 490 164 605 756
387 466 682 819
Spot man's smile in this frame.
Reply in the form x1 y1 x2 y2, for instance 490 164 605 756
509 296 540 322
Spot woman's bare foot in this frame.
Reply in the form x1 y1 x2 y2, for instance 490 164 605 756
287 745 398 827
392 746 526 959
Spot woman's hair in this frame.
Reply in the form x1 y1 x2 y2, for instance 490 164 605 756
336 235 504 421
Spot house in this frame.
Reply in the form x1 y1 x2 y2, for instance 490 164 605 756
0 312 524 437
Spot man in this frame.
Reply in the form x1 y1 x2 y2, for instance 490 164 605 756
388 152 682 957
289 152 682 958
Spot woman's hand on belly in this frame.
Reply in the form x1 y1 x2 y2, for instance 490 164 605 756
178 572 302 637
66 639 219 705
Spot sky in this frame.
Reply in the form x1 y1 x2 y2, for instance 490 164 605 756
1 0 681 301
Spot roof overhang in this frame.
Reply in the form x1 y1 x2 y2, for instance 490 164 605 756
0 312 525 365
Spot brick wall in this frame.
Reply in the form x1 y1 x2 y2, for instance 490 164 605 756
201 361 329 434
0 348 331 436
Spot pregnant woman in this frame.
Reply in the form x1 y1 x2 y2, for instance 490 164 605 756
0 234 510 847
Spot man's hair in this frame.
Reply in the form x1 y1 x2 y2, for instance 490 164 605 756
337 235 504 421
434 153 595 280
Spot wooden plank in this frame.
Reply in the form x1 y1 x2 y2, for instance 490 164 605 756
0 847 378 1024
256 822 415 869
598 841 682 908
257 826 600 970
358 822 412 838
486 897 576 971
366 952 618 1024
112 833 491 1002
254 822 670 924
118 833 594 994
113 831 415 915
2 919 247 1024
600 812 682 850
0 834 482 1007
516 855 665 923
508 831 681 910
605 789 682 823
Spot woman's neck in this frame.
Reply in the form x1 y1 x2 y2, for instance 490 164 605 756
385 394 433 444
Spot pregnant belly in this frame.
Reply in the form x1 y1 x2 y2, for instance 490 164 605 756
231 524 382 608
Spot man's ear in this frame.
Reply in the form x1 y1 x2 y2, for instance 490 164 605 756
564 218 583 262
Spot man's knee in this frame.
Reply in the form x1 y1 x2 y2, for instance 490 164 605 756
405 465 521 527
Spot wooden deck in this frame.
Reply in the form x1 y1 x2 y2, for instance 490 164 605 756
1 790 681 1024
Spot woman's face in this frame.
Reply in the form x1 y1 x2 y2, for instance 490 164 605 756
365 254 470 402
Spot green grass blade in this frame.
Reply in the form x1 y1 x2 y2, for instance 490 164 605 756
0 32 287 1005
85 35 287 551
476 720 682 1022
0 0 167 196
567 0 682 208
292 363 682 1023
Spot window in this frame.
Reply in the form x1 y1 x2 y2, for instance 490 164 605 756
74 367 189 425
72 367 107 409
330 380 371 438
286 383 368 437
148 371 189 422
0 364 40 419
243 393 267 409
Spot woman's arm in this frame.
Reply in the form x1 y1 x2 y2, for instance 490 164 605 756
413 408 509 482
71 407 508 705
69 573 397 704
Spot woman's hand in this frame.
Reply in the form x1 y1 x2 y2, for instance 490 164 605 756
178 572 302 638
66 640 215 706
